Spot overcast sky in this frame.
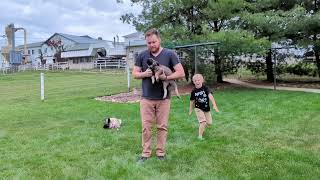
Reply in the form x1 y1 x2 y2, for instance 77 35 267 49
0 0 142 46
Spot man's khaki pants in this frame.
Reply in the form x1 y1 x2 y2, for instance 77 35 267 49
140 98 171 157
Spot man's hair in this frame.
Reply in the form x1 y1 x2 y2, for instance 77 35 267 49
145 28 160 38
192 74 204 82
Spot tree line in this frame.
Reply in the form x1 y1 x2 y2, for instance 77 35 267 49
118 0 320 83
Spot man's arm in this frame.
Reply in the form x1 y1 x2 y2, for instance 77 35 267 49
165 63 185 80
132 66 152 79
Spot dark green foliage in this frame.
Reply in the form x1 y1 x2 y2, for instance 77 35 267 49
198 64 216 85
285 62 318 76
118 0 320 79
246 60 267 76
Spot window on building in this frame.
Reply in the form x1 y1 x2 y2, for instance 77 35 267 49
28 50 31 55
73 59 79 64
32 50 34 54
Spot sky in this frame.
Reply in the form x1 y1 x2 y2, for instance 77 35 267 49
0 0 142 46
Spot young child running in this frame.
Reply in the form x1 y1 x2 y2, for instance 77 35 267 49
189 74 219 140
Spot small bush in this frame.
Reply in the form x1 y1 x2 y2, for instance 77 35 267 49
245 60 266 77
198 63 216 85
285 62 317 77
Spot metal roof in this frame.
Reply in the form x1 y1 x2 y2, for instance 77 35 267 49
17 41 44 49
125 40 146 47
61 50 91 58
66 44 91 51
123 32 144 38
57 33 101 44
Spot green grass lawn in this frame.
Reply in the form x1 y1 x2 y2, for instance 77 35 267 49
0 71 319 179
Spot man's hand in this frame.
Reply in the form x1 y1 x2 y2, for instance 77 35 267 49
214 108 220 113
142 69 153 78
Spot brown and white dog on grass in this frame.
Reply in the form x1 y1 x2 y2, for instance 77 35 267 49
103 117 122 130
146 58 180 99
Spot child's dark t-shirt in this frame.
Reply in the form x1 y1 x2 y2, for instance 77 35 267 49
190 85 212 112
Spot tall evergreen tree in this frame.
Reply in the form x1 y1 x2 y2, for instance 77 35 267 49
119 0 258 82
286 0 320 77
240 0 301 81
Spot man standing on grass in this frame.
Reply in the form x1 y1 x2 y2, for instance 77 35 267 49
132 28 185 163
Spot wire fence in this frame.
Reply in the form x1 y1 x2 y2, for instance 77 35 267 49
0 65 135 105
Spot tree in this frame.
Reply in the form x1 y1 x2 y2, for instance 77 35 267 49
285 1 320 77
200 0 249 82
240 11 285 81
45 39 65 63
119 0 253 82
197 30 269 82
203 0 247 32
120 0 208 38
239 0 302 81
36 49 47 65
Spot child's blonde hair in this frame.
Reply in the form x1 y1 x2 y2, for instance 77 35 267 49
192 74 204 82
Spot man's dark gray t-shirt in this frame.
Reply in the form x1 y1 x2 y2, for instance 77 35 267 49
135 48 180 100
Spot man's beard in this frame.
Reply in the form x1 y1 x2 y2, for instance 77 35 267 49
149 46 160 53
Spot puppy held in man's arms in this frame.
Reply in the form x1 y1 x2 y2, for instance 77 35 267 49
146 58 180 99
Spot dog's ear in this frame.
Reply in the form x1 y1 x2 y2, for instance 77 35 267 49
103 118 110 129
146 58 153 65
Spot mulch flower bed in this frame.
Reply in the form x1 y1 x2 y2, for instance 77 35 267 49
95 82 240 103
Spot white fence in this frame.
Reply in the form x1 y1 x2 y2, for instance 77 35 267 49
94 59 127 72
1 59 127 74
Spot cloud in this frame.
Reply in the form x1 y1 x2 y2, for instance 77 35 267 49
0 0 142 46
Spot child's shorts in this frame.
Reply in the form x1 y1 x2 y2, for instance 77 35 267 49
195 108 212 125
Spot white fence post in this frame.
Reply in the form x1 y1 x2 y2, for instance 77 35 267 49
40 73 45 101
126 65 131 92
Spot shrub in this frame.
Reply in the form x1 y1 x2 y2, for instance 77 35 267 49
285 62 317 77
198 63 216 85
245 60 266 76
